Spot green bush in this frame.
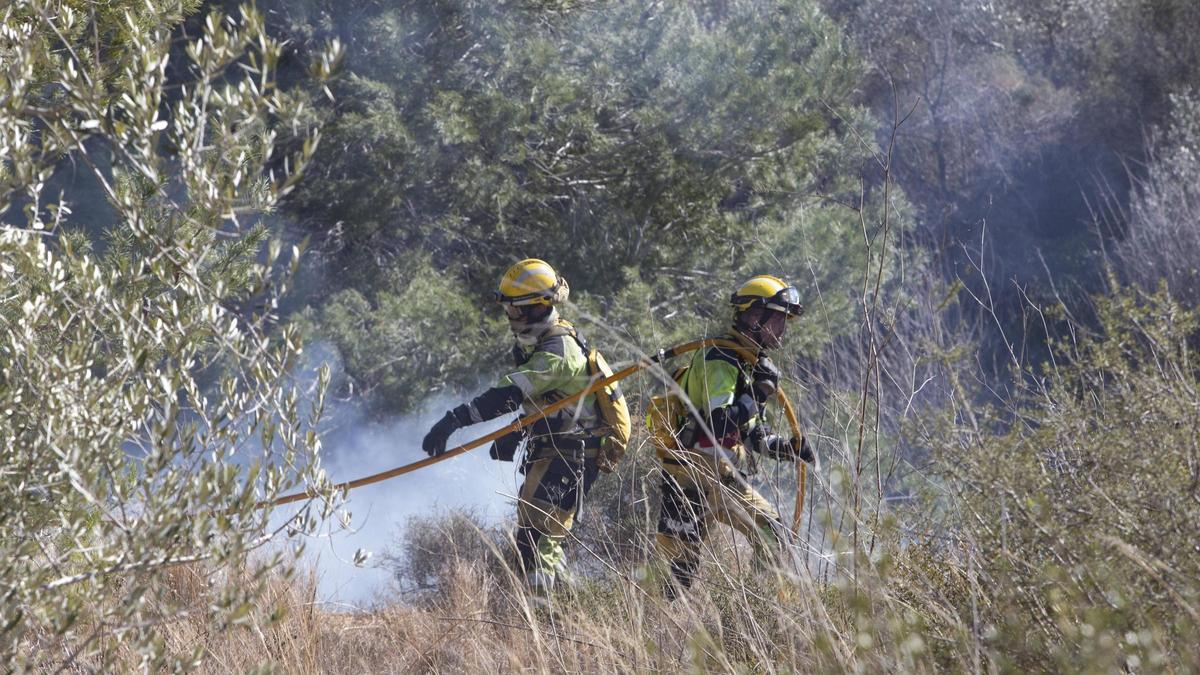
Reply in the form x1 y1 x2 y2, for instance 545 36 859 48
940 285 1200 671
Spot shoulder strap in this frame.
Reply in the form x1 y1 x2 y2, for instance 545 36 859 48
710 338 759 366
528 319 572 354
512 318 574 365
543 319 574 339
550 319 590 353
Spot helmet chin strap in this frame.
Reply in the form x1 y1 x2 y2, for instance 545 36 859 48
511 306 559 345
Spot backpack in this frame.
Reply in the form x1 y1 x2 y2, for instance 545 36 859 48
558 323 632 470
645 366 692 458
645 339 759 459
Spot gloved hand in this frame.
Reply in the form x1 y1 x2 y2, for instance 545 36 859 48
701 396 757 450
751 357 781 404
489 430 523 461
764 434 815 464
747 421 771 449
733 393 759 425
795 435 814 463
783 435 815 463
422 410 462 457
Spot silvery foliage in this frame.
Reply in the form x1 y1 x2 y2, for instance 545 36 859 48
0 0 343 669
1116 91 1200 306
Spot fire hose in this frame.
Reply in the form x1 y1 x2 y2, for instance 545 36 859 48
268 338 809 535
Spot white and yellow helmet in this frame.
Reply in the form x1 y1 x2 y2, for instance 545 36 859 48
495 258 570 307
729 275 803 318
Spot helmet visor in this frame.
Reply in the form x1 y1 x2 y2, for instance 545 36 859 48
493 278 563 306
764 286 803 317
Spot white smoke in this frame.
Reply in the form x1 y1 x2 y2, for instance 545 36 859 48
271 345 521 609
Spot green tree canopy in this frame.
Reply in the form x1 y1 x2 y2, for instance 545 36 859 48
266 0 908 415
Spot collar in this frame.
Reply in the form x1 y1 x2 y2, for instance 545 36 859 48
724 328 765 357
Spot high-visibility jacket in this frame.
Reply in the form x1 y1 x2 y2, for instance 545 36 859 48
676 331 764 463
498 321 600 441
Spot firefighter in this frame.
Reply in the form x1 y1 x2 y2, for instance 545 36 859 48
421 259 628 590
655 274 815 597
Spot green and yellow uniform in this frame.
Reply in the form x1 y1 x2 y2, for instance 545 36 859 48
498 320 604 582
651 274 812 597
424 259 626 588
655 331 792 590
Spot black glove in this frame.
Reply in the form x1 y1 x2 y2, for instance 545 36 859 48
763 434 815 463
747 423 775 457
789 435 815 464
751 357 781 404
489 430 524 461
422 409 463 457
733 393 759 425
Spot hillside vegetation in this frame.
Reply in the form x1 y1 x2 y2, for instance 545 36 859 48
3 0 1199 671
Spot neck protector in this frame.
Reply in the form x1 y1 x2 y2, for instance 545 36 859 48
511 306 560 346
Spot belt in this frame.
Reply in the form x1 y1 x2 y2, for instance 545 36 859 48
528 435 602 462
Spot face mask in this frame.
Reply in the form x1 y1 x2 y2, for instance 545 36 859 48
510 306 559 345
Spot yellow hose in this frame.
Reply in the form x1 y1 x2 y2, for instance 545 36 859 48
774 388 807 536
267 338 719 508
268 336 809 536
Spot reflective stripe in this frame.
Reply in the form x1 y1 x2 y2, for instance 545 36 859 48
706 394 733 413
542 404 599 428
513 263 552 289
508 372 535 396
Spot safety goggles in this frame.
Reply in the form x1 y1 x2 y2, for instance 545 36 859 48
492 279 564 307
501 302 556 324
502 303 533 320
732 285 804 318
764 285 803 317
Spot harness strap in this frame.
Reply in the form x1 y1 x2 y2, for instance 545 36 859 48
540 320 607 439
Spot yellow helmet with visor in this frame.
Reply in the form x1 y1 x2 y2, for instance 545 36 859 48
495 259 570 307
729 275 803 318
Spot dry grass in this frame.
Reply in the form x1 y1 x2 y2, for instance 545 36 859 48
85 526 973 674
26 282 1200 674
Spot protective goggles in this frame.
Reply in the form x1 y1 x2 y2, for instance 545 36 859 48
733 285 804 318
493 278 564 307
492 285 549 305
501 303 545 320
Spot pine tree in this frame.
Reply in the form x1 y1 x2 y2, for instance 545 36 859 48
266 0 909 415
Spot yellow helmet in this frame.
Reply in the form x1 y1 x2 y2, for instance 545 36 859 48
495 258 570 306
730 275 803 318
